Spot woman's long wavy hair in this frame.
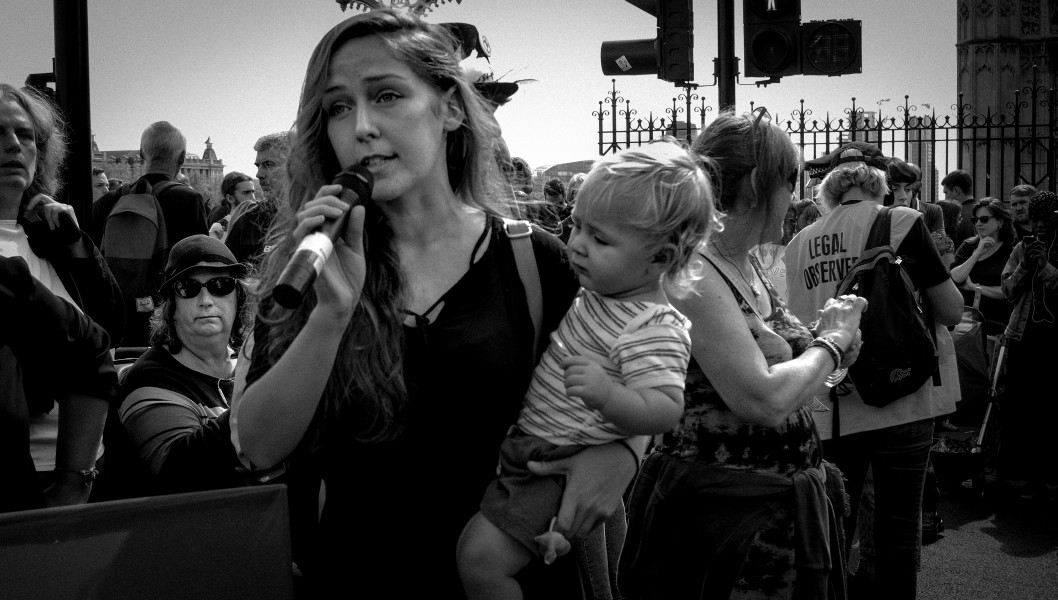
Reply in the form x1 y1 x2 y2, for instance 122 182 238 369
1 84 67 216
253 9 506 446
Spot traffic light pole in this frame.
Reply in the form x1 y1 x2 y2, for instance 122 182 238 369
54 0 92 229
717 0 736 110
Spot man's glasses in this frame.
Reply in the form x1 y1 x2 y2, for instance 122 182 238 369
173 276 237 298
971 216 993 225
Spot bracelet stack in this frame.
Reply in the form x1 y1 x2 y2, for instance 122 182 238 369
809 336 846 371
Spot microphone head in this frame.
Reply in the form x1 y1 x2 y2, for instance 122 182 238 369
332 165 374 201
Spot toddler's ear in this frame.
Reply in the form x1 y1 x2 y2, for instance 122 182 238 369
652 245 676 268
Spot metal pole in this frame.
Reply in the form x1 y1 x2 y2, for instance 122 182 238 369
54 0 92 229
717 0 736 110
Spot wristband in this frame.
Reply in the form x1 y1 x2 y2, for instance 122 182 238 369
809 336 845 371
55 466 98 488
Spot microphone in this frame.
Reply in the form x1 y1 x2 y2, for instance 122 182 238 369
273 165 373 309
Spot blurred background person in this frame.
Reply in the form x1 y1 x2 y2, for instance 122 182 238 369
533 176 567 235
950 198 1015 335
941 169 976 247
1008 184 1037 241
94 121 207 248
208 171 256 240
999 190 1058 501
91 167 109 204
887 158 953 268
224 132 289 267
558 172 586 244
92 120 209 347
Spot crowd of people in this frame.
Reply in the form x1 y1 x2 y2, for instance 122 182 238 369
3 8 1058 600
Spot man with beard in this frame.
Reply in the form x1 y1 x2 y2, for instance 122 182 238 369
224 132 290 266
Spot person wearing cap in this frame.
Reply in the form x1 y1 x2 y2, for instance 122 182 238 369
108 234 253 496
785 142 962 600
998 190 1058 500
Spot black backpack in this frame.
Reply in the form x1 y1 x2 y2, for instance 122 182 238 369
835 207 939 407
100 180 173 315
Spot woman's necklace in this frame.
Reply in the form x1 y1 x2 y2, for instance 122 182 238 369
714 247 761 297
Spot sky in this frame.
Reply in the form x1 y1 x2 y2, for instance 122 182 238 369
1 0 956 184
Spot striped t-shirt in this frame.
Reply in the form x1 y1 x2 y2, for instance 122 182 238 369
516 288 692 446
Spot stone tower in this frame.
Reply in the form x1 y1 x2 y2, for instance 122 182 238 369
956 0 1057 195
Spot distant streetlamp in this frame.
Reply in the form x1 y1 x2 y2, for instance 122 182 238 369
335 0 464 14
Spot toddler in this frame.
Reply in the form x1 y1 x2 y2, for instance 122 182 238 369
457 141 718 599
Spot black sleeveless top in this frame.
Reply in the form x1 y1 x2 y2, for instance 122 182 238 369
246 215 579 597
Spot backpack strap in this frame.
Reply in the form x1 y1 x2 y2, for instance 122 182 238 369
864 206 892 251
148 180 180 198
858 205 943 387
503 218 543 360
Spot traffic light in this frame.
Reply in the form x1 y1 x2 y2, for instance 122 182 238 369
743 0 801 78
600 0 694 84
802 20 862 76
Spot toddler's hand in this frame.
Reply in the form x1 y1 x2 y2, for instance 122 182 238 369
560 355 613 411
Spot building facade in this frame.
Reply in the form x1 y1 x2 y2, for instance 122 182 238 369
957 0 1056 194
92 136 225 203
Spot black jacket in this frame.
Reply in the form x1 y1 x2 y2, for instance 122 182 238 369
16 206 125 415
0 256 117 513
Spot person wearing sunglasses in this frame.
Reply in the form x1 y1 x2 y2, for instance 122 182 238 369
103 234 255 497
950 198 1016 335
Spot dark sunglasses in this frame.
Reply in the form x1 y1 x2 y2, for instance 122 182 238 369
173 276 237 299
970 216 993 225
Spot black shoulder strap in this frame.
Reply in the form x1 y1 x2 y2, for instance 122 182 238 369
502 218 543 360
864 206 892 251
149 180 179 198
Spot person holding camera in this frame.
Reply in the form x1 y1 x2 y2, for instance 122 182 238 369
999 190 1058 500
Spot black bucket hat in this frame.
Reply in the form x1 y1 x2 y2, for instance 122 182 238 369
158 234 247 295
